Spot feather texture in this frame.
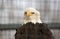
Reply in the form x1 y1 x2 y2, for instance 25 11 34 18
15 22 54 39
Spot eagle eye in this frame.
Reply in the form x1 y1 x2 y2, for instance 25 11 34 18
24 12 27 14
31 12 34 14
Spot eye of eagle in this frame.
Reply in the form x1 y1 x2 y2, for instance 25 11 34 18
24 12 27 14
31 12 34 14
24 12 35 14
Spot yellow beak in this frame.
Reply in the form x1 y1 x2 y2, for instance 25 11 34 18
26 13 32 16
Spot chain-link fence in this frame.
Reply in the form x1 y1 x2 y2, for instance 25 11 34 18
0 0 60 39
0 0 60 24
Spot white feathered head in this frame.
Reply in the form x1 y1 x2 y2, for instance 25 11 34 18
24 7 42 24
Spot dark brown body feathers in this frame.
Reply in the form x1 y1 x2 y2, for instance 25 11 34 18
15 22 54 39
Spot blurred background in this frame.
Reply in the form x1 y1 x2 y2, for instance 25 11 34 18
0 0 60 39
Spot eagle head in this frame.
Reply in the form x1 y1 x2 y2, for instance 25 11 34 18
23 7 42 24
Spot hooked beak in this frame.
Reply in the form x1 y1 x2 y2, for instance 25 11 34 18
26 13 32 17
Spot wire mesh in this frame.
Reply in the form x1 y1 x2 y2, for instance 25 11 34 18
0 0 60 39
0 0 60 24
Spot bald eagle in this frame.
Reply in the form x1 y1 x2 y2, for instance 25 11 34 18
15 8 54 39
